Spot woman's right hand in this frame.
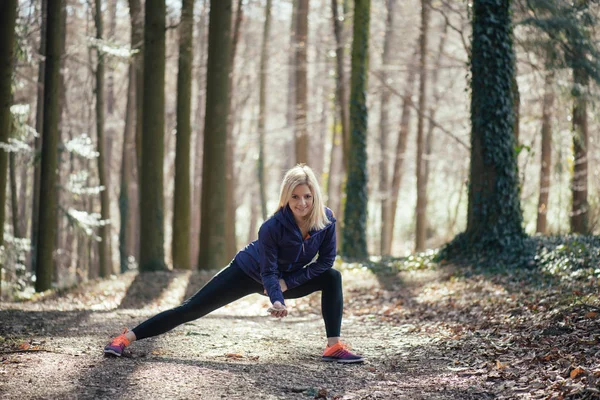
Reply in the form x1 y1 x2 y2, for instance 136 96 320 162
268 301 288 318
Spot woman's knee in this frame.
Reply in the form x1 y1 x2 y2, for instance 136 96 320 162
323 268 342 287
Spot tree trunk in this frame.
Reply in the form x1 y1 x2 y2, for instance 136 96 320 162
342 0 370 259
35 0 63 292
31 0 48 275
570 65 588 233
9 153 22 239
385 47 418 256
94 0 112 278
536 69 554 234
378 0 395 256
284 0 297 171
224 0 243 261
172 0 195 270
294 0 309 164
257 0 272 221
119 62 135 272
139 0 167 271
414 0 430 253
198 0 232 269
464 0 524 251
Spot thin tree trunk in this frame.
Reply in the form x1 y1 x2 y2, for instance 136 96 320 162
35 0 63 292
385 47 419 256
95 0 112 278
224 0 243 260
119 62 135 272
172 0 195 270
342 0 370 259
257 0 272 221
378 0 395 256
139 0 167 271
570 65 588 233
536 69 554 234
284 0 297 171
191 0 208 267
9 153 22 238
294 0 309 164
198 0 232 269
414 0 430 253
31 0 48 275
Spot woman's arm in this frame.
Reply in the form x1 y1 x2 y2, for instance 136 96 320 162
283 222 336 289
258 223 286 305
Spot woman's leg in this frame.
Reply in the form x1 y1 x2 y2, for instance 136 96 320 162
132 262 263 341
283 268 343 339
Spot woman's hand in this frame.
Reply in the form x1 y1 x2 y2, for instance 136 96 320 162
267 301 288 318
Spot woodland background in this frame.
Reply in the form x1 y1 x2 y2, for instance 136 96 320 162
0 0 599 298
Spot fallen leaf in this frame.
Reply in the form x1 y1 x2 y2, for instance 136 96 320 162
496 360 508 369
316 388 328 399
584 311 598 319
18 342 30 351
225 353 244 359
570 367 585 379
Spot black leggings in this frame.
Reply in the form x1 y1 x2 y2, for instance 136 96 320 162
132 262 344 340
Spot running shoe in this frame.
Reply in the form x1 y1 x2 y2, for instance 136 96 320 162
104 328 131 357
322 342 364 363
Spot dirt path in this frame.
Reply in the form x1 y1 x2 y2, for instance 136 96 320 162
1 266 502 399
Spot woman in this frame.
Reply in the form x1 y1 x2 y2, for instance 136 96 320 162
104 164 363 363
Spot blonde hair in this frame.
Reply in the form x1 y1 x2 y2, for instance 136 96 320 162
275 164 330 230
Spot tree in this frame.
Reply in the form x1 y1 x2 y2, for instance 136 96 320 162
462 0 524 253
172 0 195 270
198 0 232 269
31 0 48 275
294 0 309 164
342 0 370 259
536 67 554 234
36 0 64 291
0 0 18 295
378 0 395 256
94 0 112 277
414 0 430 252
257 0 272 221
139 0 167 271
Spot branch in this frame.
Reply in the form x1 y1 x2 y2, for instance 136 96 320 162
370 70 470 151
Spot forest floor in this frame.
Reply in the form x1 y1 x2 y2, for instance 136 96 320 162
1 253 599 400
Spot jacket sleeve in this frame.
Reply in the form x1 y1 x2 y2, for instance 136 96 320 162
258 222 285 305
283 221 336 290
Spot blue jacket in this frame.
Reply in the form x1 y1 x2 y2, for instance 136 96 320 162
235 205 337 305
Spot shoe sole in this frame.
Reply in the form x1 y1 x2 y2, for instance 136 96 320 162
322 357 364 364
104 349 122 357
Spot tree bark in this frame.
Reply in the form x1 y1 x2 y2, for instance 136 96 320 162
570 65 588 233
198 0 232 269
31 0 48 275
414 0 430 253
94 0 113 278
294 0 309 164
536 69 554 234
378 0 395 256
172 0 195 270
35 0 63 292
342 0 370 259
139 0 167 271
257 0 272 221
191 0 208 268
224 0 243 260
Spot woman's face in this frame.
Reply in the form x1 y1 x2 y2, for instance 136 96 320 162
288 184 314 221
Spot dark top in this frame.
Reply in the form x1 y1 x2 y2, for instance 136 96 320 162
234 205 337 305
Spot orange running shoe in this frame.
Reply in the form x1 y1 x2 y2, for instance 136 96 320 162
322 342 364 363
104 328 131 357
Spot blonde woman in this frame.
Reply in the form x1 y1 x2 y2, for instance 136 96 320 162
105 164 363 363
